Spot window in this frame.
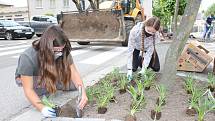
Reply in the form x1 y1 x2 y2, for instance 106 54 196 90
63 0 69 7
0 16 3 18
14 18 24 21
50 0 56 8
5 15 12 17
36 0 42 8
15 14 22 17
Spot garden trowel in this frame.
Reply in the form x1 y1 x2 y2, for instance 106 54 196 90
75 86 82 118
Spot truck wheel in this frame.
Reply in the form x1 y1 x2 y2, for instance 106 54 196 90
5 32 13 40
122 20 134 46
77 42 90 45
36 34 42 37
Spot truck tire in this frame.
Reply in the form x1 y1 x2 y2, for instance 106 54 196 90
77 42 90 45
122 20 134 46
26 35 33 39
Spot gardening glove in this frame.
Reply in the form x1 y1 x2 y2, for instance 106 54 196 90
41 106 56 118
127 69 133 81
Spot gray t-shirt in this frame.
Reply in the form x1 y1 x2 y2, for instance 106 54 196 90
15 46 73 95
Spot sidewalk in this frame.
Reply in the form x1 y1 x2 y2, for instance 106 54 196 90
10 39 215 121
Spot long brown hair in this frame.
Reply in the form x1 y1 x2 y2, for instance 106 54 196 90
141 17 160 61
32 25 72 93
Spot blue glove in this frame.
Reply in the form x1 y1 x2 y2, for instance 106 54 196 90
41 106 56 118
127 70 133 81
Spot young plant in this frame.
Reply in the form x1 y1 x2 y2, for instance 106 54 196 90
41 96 61 116
207 72 215 92
86 87 96 104
186 87 203 116
109 67 121 83
127 85 138 104
193 97 215 121
156 84 167 105
184 74 194 94
151 103 162 120
143 68 156 90
118 74 128 94
96 93 109 114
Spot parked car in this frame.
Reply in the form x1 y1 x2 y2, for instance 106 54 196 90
0 20 35 40
31 15 58 24
18 21 54 37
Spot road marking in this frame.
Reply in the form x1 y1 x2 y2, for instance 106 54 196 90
80 47 127 65
0 41 28 47
0 45 30 51
0 49 26 57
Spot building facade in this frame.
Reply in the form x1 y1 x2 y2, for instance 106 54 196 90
28 0 90 17
0 7 28 21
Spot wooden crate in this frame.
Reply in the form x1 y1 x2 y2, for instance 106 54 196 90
177 42 213 72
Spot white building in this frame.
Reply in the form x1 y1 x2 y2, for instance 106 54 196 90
28 0 90 17
0 7 28 21
28 0 152 18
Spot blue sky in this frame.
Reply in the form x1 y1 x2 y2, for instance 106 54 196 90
8 0 215 11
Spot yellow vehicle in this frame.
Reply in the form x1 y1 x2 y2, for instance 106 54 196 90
58 0 144 46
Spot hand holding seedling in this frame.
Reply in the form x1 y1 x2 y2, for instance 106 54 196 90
41 106 56 118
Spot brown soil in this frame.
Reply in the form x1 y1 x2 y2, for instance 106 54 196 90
125 115 137 121
187 90 192 94
208 85 214 92
109 96 116 103
53 106 61 117
98 107 107 114
151 110 161 120
186 107 197 116
130 80 136 87
119 89 127 94
144 86 151 90
60 76 215 121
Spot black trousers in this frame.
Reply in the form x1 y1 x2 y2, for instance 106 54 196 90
132 49 160 72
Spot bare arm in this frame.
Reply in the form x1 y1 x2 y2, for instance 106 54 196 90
70 64 88 109
21 75 44 111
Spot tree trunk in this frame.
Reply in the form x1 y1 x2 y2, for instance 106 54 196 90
173 0 180 33
160 0 202 90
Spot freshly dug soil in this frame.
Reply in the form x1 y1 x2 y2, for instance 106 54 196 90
151 110 161 120
186 107 197 116
144 86 151 90
60 76 215 121
119 89 126 94
125 115 137 121
98 107 107 114
208 85 214 92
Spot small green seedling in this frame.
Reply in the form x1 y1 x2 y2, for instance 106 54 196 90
184 74 194 94
156 84 167 105
207 72 215 91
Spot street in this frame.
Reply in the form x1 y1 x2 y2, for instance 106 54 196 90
0 37 128 121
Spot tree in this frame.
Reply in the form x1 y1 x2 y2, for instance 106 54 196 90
205 3 215 17
160 0 202 90
153 0 187 30
173 0 180 32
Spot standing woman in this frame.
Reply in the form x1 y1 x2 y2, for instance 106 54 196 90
15 25 88 117
127 17 161 80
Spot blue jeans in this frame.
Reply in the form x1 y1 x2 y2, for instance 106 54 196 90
203 24 212 39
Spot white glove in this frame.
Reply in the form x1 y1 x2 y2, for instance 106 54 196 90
41 106 56 118
139 67 146 75
127 70 133 81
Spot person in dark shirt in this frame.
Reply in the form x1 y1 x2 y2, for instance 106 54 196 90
203 14 215 40
15 25 88 118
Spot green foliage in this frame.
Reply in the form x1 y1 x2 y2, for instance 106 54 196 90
189 87 203 108
193 97 215 121
184 74 194 94
143 68 156 89
130 90 146 116
118 74 128 90
204 3 215 17
44 13 54 17
153 0 187 28
207 72 215 88
155 102 162 113
41 96 56 108
156 84 167 105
